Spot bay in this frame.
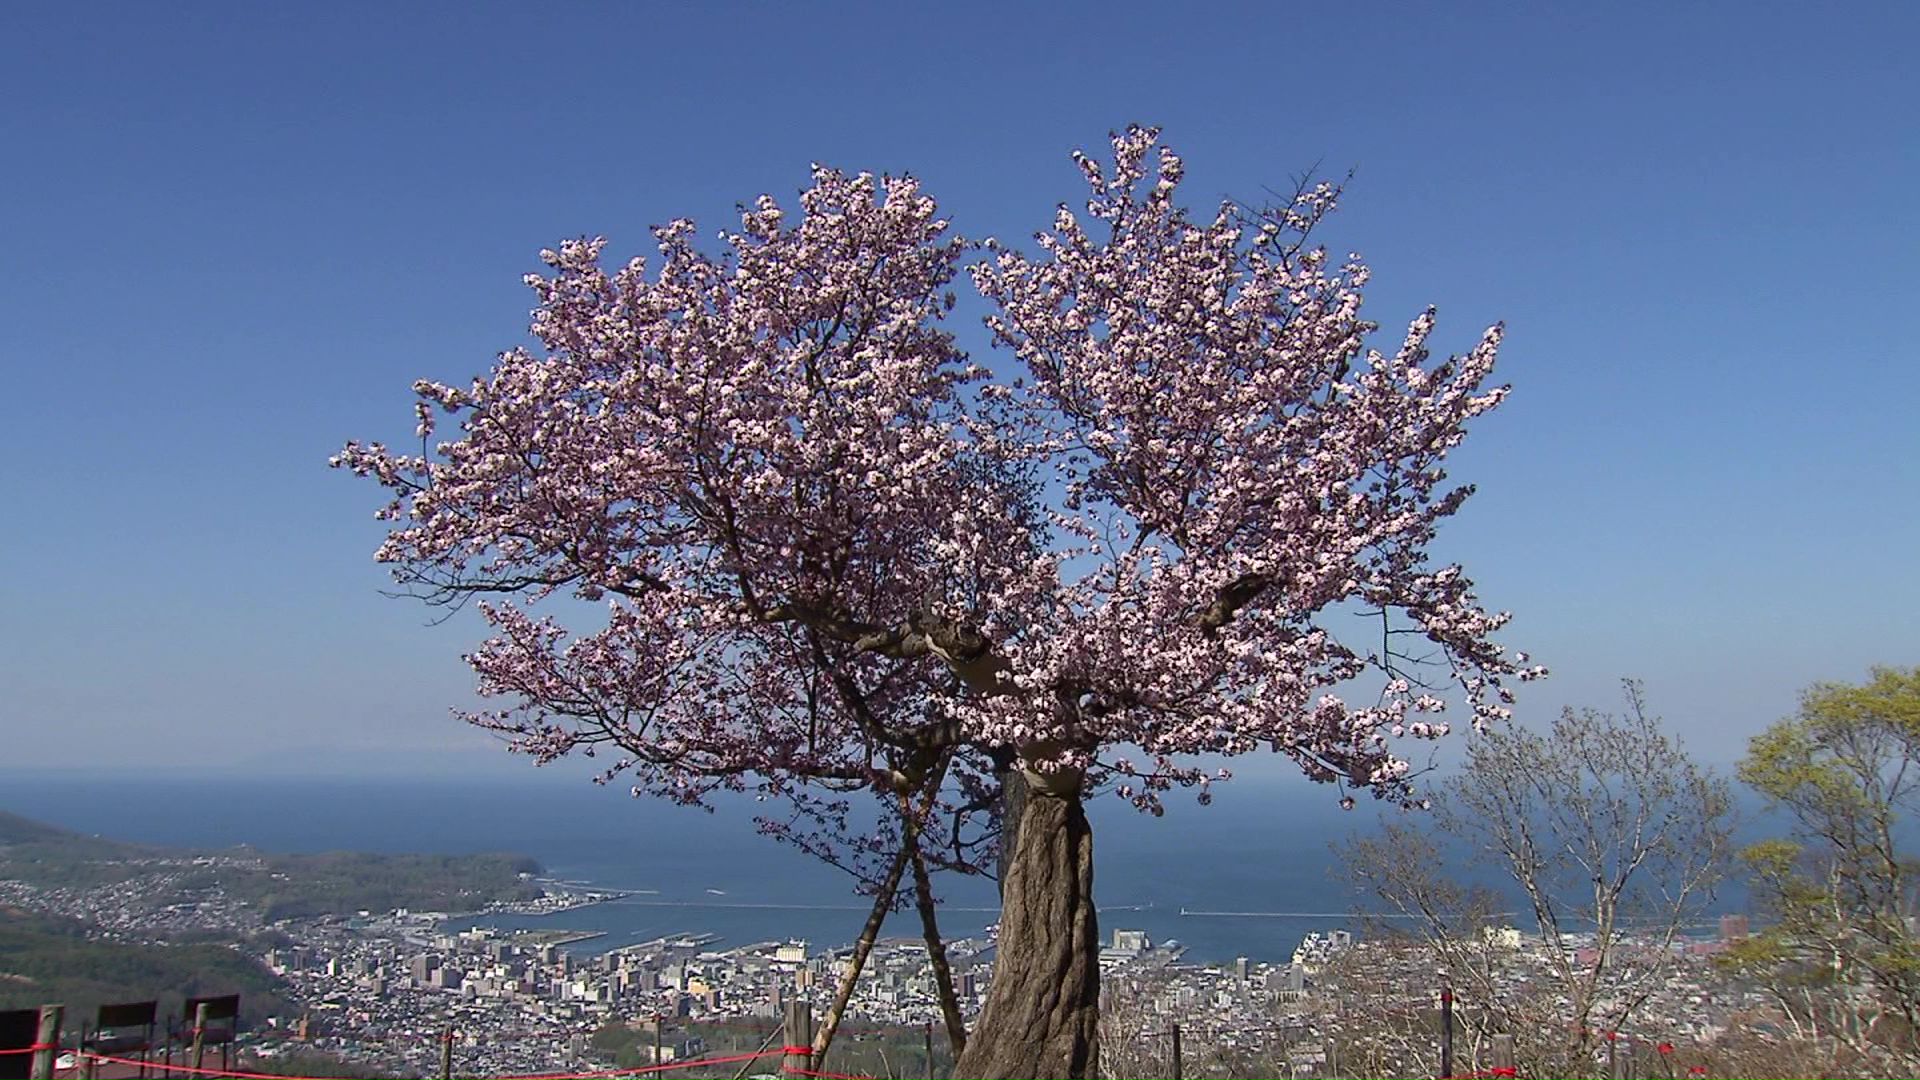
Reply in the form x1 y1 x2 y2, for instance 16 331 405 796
0 770 1385 962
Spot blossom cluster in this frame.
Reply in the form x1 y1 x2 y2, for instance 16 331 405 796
335 129 1541 853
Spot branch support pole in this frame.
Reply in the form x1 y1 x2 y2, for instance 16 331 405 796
782 1001 814 1078
30 1004 61 1080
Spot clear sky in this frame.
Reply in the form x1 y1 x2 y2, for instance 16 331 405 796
1 2 1914 777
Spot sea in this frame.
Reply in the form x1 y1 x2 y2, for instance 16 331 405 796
0 770 1749 965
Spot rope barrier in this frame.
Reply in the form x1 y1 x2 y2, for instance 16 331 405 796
56 1031 1731 1080
49 1004 1719 1080
78 1048 782 1080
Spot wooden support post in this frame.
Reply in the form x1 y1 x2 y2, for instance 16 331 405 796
189 1002 208 1076
653 1015 663 1066
441 1027 454 1080
1323 1037 1340 1079
782 1000 814 1077
923 1020 934 1080
1170 1022 1183 1080
1491 1033 1515 1077
29 1004 62 1080
1439 978 1455 1080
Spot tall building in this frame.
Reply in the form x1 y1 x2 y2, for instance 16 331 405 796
1720 913 1750 942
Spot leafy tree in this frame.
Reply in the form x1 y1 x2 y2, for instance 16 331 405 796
1730 666 1920 1074
1343 682 1733 1077
336 126 1533 1077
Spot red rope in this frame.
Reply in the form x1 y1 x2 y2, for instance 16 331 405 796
0 1042 57 1054
80 1048 778 1079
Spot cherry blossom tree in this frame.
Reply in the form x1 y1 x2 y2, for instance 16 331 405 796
335 126 1538 1079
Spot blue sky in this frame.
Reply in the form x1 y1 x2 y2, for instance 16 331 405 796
1 2 1914 777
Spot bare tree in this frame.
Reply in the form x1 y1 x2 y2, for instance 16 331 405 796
1344 681 1734 1077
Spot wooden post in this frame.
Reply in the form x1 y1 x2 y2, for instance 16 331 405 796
1169 1022 1183 1080
1323 1037 1340 1079
440 1027 454 1080
1612 1039 1635 1080
782 1001 814 1077
1491 1033 1515 1077
29 1004 62 1080
923 1020 934 1080
189 1002 208 1076
653 1015 663 1067
1439 978 1455 1080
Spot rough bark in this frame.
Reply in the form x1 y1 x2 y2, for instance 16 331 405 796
995 751 1029 891
956 771 1100 1079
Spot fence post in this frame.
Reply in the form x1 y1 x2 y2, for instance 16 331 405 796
1169 1022 1183 1079
1491 1033 1515 1077
1439 977 1455 1080
923 1020 934 1080
440 1027 454 1080
782 1000 814 1077
189 1002 208 1075
653 1013 663 1067
29 1003 62 1080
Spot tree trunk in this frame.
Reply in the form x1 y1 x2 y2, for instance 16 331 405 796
956 769 1100 1079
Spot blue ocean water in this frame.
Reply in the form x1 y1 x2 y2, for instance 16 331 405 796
0 770 1751 963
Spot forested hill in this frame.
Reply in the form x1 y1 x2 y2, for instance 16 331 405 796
0 808 146 854
0 908 289 1026
0 806 545 918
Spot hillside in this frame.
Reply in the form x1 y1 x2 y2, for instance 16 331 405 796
240 850 546 919
0 807 544 917
0 908 287 1026
0 809 149 862
0 809 86 845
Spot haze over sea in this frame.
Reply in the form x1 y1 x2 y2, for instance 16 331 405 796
0 770 1501 964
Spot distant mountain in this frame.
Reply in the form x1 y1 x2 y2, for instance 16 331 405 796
0 809 151 871
0 805 544 918
0 809 74 844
